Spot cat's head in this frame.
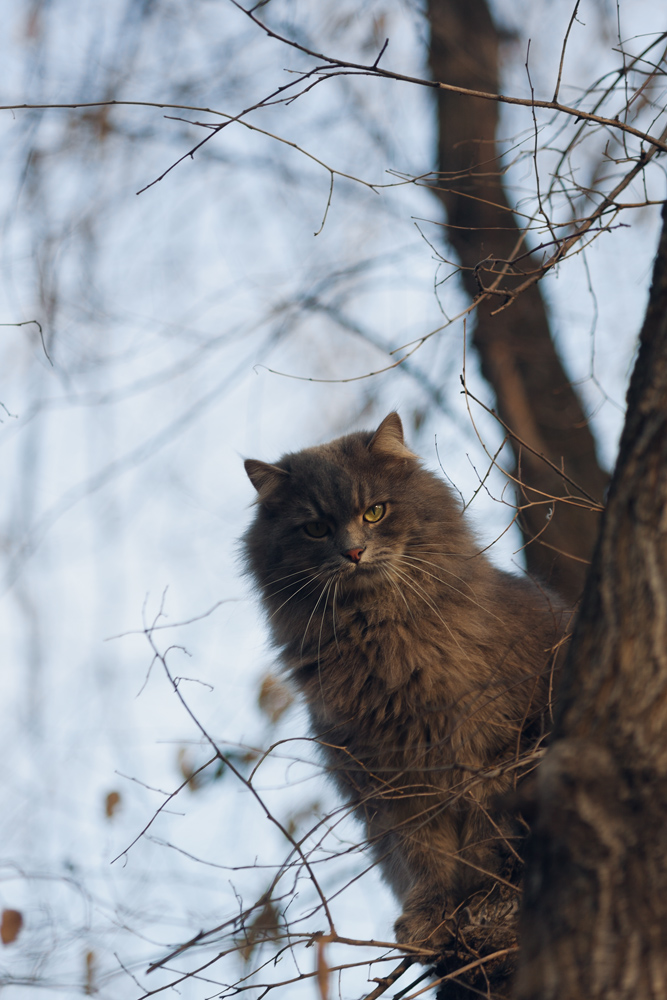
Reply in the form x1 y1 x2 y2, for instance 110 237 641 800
243 413 466 600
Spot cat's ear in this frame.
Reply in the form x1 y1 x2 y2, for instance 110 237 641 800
368 413 415 460
245 459 289 501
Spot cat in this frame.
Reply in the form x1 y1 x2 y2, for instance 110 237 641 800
243 412 567 964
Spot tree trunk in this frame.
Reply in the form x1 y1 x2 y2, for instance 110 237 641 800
427 0 608 603
516 199 667 999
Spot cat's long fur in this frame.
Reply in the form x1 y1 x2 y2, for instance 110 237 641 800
243 413 566 953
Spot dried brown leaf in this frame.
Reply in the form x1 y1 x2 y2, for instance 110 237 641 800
1 909 23 945
104 791 121 818
239 899 280 962
177 748 201 791
257 674 293 724
317 933 333 1000
84 949 96 995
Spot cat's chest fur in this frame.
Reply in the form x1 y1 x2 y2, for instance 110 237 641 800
285 584 523 772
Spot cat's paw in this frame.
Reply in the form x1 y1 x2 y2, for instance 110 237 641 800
394 892 452 958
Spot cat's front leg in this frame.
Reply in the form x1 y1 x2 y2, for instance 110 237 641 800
365 794 462 955
394 880 453 954
390 826 460 955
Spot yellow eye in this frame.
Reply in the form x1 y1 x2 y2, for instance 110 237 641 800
363 503 386 523
304 521 329 538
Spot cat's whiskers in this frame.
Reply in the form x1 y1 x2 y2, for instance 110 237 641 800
396 555 503 622
300 576 334 658
378 564 415 622
264 569 319 603
265 565 320 586
316 576 337 702
313 559 355 582
400 551 478 594
388 564 467 655
404 549 486 594
269 575 321 621
331 579 342 656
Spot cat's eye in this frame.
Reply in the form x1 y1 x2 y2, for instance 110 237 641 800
304 521 329 538
363 503 386 523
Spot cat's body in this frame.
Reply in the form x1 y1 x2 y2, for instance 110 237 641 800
243 414 566 954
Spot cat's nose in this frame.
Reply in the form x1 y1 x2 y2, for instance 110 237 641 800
344 547 365 564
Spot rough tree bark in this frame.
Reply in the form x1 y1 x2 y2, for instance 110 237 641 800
427 0 608 603
515 199 667 999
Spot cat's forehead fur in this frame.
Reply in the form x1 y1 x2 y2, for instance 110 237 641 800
284 430 390 477
245 413 419 515
277 433 398 516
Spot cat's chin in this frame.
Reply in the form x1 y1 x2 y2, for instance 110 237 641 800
338 564 382 592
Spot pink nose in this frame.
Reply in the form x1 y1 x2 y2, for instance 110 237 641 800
344 547 365 564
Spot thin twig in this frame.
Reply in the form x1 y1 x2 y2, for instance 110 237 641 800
223 4 667 153
553 1 582 103
460 381 605 508
364 957 413 1000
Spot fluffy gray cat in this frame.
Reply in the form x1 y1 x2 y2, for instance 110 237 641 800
243 413 566 961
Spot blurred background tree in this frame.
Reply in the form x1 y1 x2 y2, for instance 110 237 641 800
0 0 664 997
